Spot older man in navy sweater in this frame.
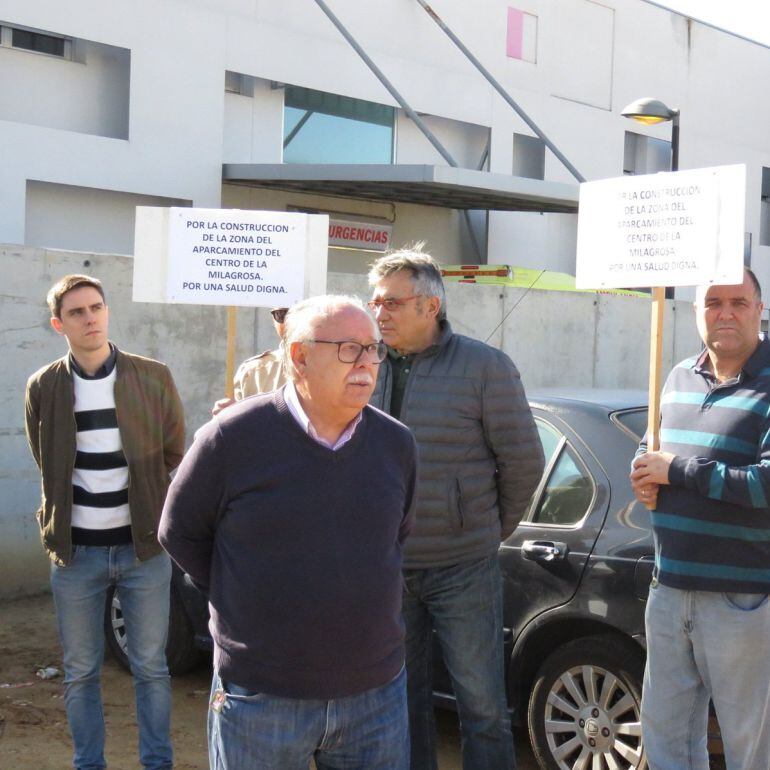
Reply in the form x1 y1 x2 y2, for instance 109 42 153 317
631 268 770 770
160 295 417 770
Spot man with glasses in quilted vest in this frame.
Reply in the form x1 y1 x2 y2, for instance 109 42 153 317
368 246 544 770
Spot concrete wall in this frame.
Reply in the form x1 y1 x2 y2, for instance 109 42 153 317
1 244 698 597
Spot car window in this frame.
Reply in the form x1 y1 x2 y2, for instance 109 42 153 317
532 445 594 526
536 420 562 465
528 417 595 527
612 408 648 441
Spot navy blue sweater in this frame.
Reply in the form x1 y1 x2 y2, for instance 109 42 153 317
159 389 417 698
639 336 770 593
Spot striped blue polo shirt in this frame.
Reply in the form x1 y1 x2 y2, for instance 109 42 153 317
641 335 770 593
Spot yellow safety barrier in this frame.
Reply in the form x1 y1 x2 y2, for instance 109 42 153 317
440 265 647 297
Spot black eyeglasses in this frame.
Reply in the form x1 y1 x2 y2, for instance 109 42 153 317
270 307 289 323
309 340 388 364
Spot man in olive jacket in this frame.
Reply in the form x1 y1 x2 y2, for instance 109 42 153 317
25 274 184 770
368 247 544 770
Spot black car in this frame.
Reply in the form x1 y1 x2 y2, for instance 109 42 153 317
106 389 653 770
460 389 651 770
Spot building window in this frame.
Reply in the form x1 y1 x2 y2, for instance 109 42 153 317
623 131 671 175
283 86 394 164
761 168 770 247
0 25 72 58
513 133 545 179
506 7 537 63
225 71 253 96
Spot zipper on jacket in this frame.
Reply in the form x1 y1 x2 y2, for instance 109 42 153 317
112 380 135 551
454 477 465 531
398 326 447 421
66 408 77 565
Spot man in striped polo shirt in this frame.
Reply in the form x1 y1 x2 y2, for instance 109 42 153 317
631 268 770 769
25 274 184 770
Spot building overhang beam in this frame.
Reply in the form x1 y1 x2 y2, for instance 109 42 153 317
222 163 579 213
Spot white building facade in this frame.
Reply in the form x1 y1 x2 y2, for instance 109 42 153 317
1 0 769 282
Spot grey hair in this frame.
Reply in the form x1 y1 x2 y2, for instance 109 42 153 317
367 242 447 321
280 294 378 381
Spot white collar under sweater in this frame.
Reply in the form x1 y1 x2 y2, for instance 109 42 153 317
283 381 362 451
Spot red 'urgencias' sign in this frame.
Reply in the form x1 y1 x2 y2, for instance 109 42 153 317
328 219 392 252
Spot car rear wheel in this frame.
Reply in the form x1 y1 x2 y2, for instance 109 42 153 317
528 635 646 770
104 583 203 676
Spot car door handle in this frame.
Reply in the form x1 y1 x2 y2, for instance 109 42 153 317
521 540 568 562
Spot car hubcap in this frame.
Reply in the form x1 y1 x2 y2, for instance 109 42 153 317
110 594 128 654
544 664 644 769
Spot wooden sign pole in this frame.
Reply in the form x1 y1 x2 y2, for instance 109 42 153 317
225 306 237 399
646 287 665 452
644 286 666 510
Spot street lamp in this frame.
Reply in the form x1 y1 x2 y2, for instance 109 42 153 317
622 97 680 300
621 97 680 172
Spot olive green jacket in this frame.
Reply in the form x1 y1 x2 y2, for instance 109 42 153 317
25 348 185 565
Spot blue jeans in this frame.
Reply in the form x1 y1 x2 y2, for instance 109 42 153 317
50 545 172 770
642 580 770 770
207 666 408 769
403 555 514 770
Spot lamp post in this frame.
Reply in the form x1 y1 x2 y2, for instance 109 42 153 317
622 97 680 301
621 97 680 172
620 97 680 463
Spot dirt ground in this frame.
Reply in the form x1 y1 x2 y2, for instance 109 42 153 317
0 593 539 770
0 593 732 770
0 593 200 770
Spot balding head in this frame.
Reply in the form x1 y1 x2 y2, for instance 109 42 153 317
282 295 384 438
282 295 378 381
695 267 762 306
694 268 764 376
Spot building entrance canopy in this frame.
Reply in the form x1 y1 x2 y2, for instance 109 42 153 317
222 163 579 213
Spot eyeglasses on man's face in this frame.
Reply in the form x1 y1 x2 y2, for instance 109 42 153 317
270 307 289 323
309 340 388 364
366 295 423 313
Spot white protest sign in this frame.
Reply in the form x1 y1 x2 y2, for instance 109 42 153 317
133 207 328 306
576 164 745 289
